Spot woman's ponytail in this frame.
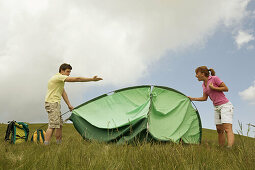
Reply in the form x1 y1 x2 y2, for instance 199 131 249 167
195 66 216 77
209 68 215 76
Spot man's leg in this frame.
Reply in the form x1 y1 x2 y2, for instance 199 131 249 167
45 128 55 145
216 124 225 147
55 111 63 144
45 102 61 145
55 125 62 144
223 123 234 147
45 102 55 145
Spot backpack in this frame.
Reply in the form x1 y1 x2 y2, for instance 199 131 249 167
31 129 46 144
5 121 29 144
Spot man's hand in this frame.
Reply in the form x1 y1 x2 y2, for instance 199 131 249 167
92 76 103 81
209 83 215 90
68 105 74 111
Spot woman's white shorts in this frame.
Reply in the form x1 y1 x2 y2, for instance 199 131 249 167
214 102 234 125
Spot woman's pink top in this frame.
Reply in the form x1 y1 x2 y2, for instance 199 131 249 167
202 76 229 106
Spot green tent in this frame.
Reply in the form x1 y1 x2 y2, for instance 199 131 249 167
69 85 202 144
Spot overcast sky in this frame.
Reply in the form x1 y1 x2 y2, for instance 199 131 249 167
0 0 254 136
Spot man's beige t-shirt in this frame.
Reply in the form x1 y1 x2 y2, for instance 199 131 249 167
45 73 68 103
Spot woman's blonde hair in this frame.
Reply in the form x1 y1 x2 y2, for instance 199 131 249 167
195 66 215 77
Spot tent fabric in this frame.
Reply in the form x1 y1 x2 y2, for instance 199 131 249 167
72 86 151 129
70 113 148 143
148 87 201 143
70 85 202 144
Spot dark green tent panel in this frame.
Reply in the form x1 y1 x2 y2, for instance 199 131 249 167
69 85 202 144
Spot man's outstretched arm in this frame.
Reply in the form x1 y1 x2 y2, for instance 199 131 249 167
65 76 103 82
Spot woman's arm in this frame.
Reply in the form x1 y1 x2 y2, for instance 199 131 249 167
188 92 208 101
209 82 228 92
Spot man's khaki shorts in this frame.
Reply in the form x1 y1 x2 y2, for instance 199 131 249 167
45 102 63 128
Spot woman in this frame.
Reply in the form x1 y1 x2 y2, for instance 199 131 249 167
188 66 234 148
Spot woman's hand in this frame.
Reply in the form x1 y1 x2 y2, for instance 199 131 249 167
209 83 215 90
188 96 194 101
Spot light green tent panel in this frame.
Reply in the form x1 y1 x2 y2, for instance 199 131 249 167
181 104 202 143
148 87 201 143
150 87 188 115
72 86 151 129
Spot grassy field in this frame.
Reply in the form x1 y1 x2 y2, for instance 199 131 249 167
0 123 254 170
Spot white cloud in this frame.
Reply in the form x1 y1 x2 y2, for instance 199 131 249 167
0 0 251 122
247 45 254 50
239 81 255 105
235 30 254 48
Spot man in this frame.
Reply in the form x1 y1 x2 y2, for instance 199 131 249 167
44 63 102 145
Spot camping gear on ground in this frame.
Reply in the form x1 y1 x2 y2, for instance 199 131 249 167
4 121 29 144
31 129 46 144
69 85 202 144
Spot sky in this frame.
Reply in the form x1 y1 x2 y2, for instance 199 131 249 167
0 0 254 136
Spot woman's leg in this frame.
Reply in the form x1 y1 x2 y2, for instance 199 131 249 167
223 123 234 147
216 124 225 146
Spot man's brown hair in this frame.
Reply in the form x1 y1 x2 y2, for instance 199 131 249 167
59 63 72 73
195 66 215 77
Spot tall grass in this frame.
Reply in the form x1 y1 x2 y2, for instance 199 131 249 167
0 123 254 170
